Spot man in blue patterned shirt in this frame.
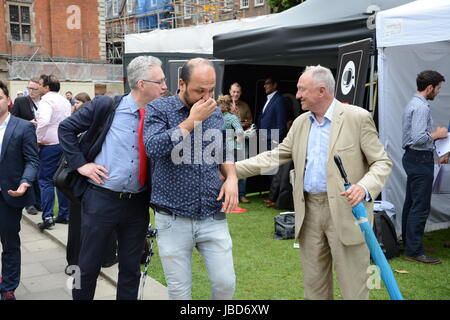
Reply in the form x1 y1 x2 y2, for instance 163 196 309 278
401 70 448 265
144 58 238 300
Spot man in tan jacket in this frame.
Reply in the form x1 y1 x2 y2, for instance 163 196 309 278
236 66 392 300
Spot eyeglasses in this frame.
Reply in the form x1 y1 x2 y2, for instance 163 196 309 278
141 78 166 86
27 87 39 91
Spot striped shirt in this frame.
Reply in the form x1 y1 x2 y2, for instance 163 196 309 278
402 93 434 151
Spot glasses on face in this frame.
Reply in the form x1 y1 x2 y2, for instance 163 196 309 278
141 78 166 86
27 87 39 91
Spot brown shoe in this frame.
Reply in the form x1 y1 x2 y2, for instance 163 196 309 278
266 202 276 208
405 255 441 264
240 197 250 203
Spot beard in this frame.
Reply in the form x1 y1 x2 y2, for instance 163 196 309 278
426 92 436 100
183 91 194 108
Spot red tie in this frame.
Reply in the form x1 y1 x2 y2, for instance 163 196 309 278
138 108 148 186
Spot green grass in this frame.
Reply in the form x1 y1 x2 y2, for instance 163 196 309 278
145 192 450 300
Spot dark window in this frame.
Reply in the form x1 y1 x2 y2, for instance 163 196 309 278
9 4 31 42
21 6 30 23
10 24 21 41
9 5 19 22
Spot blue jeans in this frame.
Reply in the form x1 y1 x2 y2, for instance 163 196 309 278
38 145 69 221
155 211 235 300
401 149 434 257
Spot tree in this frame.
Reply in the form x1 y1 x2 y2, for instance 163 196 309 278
268 0 306 13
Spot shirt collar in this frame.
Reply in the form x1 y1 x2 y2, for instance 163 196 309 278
309 99 337 124
0 112 11 128
267 91 277 100
413 93 429 106
124 93 139 113
174 94 189 111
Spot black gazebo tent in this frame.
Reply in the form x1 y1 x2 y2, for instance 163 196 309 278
213 0 413 67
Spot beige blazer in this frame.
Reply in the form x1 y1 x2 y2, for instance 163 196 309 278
236 101 392 245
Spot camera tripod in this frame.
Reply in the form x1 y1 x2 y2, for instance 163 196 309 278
138 225 157 300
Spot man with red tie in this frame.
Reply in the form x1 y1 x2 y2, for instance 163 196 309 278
58 56 167 300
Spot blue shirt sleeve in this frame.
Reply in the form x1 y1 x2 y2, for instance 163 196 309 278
144 103 184 158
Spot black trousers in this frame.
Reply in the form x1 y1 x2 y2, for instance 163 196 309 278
401 149 434 257
0 193 22 293
66 202 117 267
72 185 149 300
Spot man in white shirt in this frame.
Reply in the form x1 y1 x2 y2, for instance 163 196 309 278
36 74 71 230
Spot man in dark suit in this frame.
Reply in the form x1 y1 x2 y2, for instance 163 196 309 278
0 81 39 300
256 77 289 204
58 55 167 300
11 78 40 122
11 78 42 215
257 76 288 152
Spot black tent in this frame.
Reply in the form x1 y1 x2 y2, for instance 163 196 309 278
213 0 414 196
213 0 413 67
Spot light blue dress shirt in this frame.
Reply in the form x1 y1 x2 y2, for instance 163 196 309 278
402 93 434 151
304 100 336 194
303 100 370 200
89 94 146 193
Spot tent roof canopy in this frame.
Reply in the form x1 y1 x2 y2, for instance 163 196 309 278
124 15 270 55
376 0 450 48
213 0 413 66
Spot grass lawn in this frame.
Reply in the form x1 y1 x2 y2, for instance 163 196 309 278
145 192 450 300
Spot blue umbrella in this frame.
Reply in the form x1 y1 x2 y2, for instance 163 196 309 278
334 155 403 300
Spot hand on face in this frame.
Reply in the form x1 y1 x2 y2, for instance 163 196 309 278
188 97 217 122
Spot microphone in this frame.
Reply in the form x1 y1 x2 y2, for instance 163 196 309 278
334 155 350 187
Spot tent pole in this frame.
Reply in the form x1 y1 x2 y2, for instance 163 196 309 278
369 55 375 111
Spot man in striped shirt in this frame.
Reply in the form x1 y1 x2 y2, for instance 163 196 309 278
401 70 448 265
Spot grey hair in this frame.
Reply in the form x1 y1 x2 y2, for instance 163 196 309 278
127 55 162 89
304 65 335 95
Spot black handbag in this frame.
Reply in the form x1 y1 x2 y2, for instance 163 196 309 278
53 96 120 203
273 213 295 240
53 154 81 203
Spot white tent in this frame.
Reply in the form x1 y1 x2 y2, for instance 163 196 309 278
125 15 271 55
376 0 450 232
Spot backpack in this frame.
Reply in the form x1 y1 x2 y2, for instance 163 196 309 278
373 210 400 259
274 212 295 240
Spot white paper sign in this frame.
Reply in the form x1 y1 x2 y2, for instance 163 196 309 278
435 136 450 157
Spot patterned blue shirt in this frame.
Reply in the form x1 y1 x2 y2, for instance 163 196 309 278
89 94 146 193
144 95 226 219
402 93 434 151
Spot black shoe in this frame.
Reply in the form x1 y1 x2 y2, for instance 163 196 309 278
38 218 55 231
405 254 442 264
25 205 39 215
1 291 16 300
54 216 69 224
102 257 118 268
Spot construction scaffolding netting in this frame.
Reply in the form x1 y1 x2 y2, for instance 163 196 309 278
8 61 123 82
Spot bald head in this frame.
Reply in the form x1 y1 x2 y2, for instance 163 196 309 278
180 58 215 85
178 58 216 108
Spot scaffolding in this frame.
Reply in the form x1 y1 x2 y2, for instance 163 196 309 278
170 1 238 27
105 0 240 64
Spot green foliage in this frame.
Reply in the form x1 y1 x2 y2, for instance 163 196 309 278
268 0 306 12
